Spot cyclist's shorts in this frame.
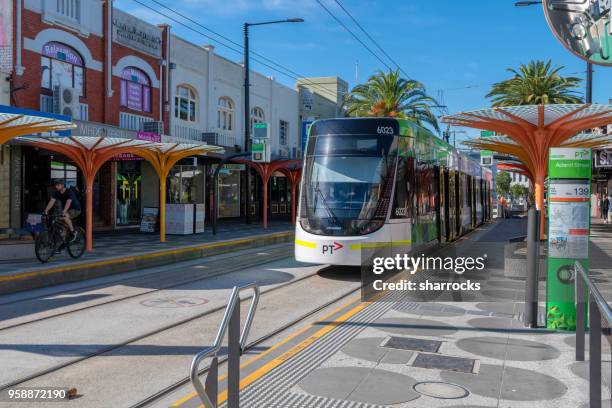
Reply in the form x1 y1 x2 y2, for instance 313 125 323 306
67 209 81 220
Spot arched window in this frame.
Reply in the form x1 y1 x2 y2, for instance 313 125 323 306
175 85 197 122
120 67 151 113
217 97 234 131
250 107 265 132
41 42 85 96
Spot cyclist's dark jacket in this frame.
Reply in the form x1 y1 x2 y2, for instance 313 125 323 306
53 188 81 211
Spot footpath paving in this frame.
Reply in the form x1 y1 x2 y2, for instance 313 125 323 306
0 221 293 294
173 217 612 408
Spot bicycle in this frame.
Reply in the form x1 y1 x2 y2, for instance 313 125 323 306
35 213 85 263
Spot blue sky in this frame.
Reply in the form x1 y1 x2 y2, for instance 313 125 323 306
115 0 612 142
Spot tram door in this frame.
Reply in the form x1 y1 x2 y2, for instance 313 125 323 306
442 169 450 242
448 170 458 241
435 166 442 243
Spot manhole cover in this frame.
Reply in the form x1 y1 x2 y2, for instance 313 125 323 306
412 353 477 374
413 381 470 399
140 296 208 308
381 336 442 353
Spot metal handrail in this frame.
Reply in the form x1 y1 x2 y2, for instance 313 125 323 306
575 262 612 324
190 283 260 408
574 261 612 408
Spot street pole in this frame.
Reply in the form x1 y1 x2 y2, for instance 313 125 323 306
243 23 251 224
242 18 303 226
586 62 593 104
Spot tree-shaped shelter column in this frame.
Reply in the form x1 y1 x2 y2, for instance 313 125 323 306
231 159 301 228
135 143 223 242
443 104 612 237
18 136 155 251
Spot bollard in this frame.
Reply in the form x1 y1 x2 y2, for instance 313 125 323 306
524 208 540 327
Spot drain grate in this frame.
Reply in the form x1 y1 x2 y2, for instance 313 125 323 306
413 381 470 399
381 336 442 353
412 353 477 374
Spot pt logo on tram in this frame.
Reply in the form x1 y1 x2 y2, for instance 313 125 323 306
322 242 344 254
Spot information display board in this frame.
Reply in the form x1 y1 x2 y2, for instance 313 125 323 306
546 148 591 330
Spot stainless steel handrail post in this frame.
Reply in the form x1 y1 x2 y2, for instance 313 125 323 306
574 261 612 408
190 283 260 408
589 293 602 408
575 267 585 362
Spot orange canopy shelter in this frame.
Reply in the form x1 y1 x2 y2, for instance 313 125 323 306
18 136 223 251
0 108 75 145
135 143 224 242
19 136 156 251
443 104 612 236
231 159 302 228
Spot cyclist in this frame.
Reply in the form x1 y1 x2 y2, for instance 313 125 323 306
43 179 82 242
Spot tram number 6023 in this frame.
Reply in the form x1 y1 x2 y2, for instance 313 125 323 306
377 126 394 135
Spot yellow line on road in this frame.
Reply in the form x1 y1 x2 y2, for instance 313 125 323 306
0 231 292 283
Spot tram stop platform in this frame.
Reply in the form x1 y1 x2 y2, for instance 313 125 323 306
169 217 612 408
0 221 293 294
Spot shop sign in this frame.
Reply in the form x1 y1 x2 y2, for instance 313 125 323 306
546 147 592 331
480 150 493 166
594 149 612 168
140 207 158 233
75 120 137 139
115 131 161 161
301 120 313 152
112 9 162 57
253 122 270 139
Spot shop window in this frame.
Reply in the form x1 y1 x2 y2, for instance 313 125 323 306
120 67 151 113
116 161 142 226
50 160 78 187
217 97 234 131
175 85 197 122
250 106 265 132
41 42 85 96
218 166 241 218
167 165 204 204
279 120 288 145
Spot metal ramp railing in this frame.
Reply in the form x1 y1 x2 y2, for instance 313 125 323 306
190 283 260 408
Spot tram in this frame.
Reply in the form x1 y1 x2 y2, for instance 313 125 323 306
295 117 493 266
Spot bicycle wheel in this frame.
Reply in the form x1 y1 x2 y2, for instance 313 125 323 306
35 231 55 263
67 227 85 259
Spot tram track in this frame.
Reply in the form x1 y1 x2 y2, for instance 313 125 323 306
129 280 361 408
0 244 293 331
0 262 357 393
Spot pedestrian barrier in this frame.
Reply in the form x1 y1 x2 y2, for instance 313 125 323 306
190 283 260 408
574 261 612 408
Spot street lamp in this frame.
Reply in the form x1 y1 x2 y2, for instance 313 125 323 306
243 17 304 224
513 0 593 103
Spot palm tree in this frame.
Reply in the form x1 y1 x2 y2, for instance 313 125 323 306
486 60 583 106
343 70 440 131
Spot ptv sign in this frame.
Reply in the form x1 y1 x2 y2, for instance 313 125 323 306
322 242 344 254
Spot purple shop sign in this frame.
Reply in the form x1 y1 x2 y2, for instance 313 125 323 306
137 131 161 143
42 42 83 66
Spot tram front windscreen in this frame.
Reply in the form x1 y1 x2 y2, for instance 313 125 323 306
300 134 395 236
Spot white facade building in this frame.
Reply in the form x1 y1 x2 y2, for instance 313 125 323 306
169 38 300 158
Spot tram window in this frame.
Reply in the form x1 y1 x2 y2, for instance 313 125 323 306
311 135 393 156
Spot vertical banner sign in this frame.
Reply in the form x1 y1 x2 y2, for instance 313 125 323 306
0 1 13 73
546 148 591 330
